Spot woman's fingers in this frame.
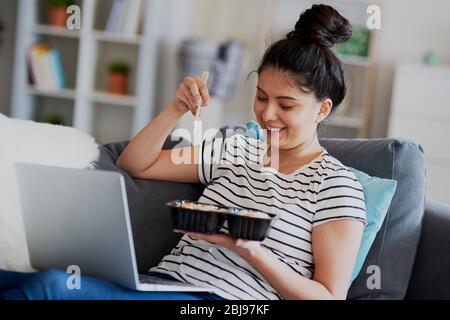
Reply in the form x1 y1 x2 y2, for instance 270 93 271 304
173 76 210 116
186 77 202 108
180 85 198 116
187 77 210 109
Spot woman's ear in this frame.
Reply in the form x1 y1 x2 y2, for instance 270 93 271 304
316 98 333 124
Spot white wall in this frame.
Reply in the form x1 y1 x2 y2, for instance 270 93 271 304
370 0 450 138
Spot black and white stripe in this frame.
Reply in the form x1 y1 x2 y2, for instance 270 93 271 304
151 134 367 300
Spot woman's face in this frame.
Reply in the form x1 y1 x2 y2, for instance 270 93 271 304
253 67 329 150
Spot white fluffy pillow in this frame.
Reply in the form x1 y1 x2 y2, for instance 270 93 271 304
0 113 100 272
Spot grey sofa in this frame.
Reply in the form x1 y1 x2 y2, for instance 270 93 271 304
93 126 450 300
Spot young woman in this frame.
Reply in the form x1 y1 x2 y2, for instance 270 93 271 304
116 4 367 300
0 4 366 301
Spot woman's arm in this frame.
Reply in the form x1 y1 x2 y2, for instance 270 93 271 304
116 105 184 174
180 218 364 300
243 219 364 300
116 77 209 182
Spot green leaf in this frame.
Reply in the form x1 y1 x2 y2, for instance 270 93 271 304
108 60 130 74
47 0 75 8
334 25 371 57
44 114 65 126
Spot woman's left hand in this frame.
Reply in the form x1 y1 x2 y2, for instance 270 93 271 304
174 230 262 258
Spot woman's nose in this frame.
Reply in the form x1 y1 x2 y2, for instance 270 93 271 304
261 104 278 122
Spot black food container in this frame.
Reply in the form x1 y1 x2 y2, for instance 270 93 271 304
167 200 227 234
226 209 278 241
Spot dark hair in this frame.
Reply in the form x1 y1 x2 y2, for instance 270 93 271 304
257 4 352 113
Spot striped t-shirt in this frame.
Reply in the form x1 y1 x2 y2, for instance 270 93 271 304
150 133 367 300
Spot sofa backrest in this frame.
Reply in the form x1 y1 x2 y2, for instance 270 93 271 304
319 138 426 299
94 128 426 300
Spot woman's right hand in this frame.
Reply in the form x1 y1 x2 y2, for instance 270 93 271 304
169 76 210 116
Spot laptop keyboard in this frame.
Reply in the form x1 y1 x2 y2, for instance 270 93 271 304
139 275 193 286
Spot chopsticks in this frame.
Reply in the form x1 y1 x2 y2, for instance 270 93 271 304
193 71 209 145
195 71 209 120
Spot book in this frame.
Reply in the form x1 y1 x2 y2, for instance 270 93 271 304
123 0 141 35
45 50 58 89
116 0 130 33
105 0 142 34
105 0 121 32
51 49 65 88
27 44 66 91
28 46 43 89
35 45 52 90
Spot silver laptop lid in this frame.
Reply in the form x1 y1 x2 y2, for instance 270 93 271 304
15 163 139 290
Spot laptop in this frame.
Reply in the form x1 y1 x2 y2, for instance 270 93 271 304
15 162 213 293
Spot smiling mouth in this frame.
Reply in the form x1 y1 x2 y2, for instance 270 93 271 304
266 126 286 134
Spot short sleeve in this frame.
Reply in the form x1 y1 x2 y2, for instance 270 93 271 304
197 136 227 185
313 166 367 228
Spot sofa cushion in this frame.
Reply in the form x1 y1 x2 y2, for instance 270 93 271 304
348 167 398 285
0 114 99 272
406 200 450 299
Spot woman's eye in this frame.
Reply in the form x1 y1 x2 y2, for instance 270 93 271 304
281 105 294 110
256 96 267 101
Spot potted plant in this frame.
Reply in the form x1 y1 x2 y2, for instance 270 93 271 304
47 0 75 27
44 113 65 126
107 60 130 95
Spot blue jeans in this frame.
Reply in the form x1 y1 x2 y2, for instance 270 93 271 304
0 269 223 300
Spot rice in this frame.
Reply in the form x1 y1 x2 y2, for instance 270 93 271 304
179 202 227 212
234 209 271 219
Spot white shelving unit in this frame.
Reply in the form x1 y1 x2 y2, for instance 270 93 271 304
311 0 379 139
388 63 450 204
11 0 164 144
324 49 377 139
34 24 81 38
27 86 77 100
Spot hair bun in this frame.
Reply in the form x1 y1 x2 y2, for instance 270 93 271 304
287 4 352 48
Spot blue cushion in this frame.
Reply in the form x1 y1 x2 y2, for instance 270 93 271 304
349 167 397 284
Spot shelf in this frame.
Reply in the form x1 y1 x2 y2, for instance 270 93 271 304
328 115 364 129
28 86 76 100
32 25 142 44
13 0 160 142
90 91 136 107
92 31 142 45
33 24 80 39
28 88 136 107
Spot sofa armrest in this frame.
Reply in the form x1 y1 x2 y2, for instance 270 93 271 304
406 200 450 299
